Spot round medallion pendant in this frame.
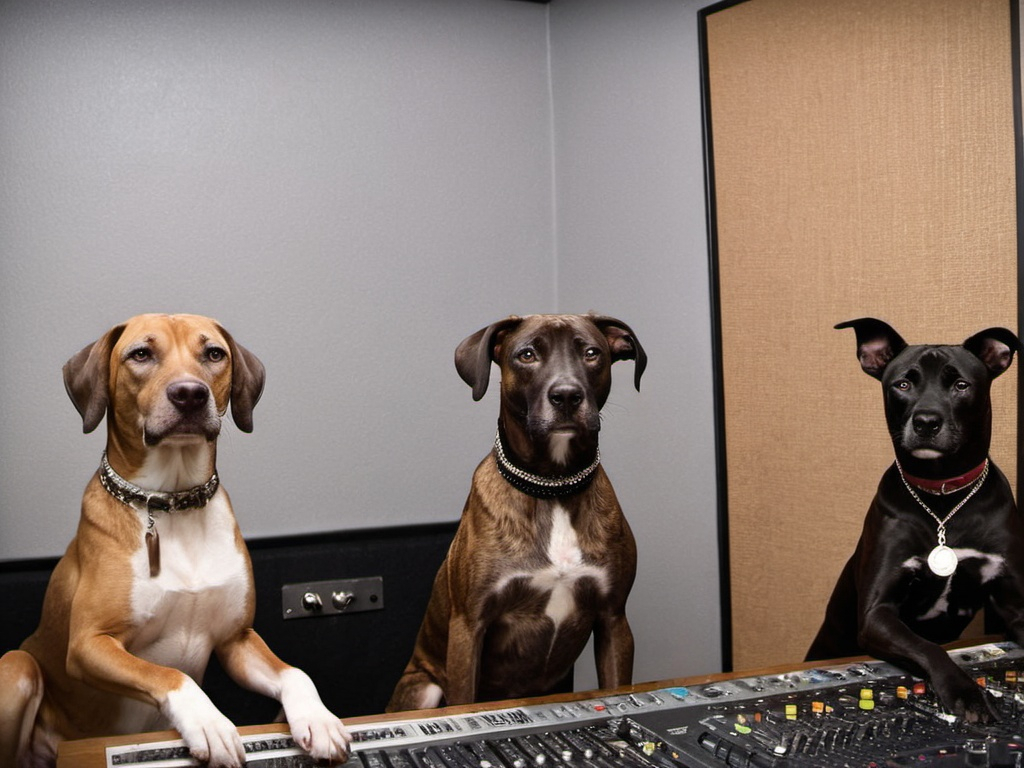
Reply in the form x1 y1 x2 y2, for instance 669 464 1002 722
927 544 958 577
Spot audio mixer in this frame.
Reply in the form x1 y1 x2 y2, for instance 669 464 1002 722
346 642 1024 768
100 642 1024 768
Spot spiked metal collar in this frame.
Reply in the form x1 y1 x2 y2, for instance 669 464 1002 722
99 452 219 512
493 429 600 499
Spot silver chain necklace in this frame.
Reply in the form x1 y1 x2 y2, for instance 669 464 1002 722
895 458 989 577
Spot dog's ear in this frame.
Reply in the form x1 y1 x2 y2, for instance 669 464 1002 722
455 316 523 401
835 318 907 380
63 324 126 433
590 315 647 392
218 325 266 433
963 327 1022 380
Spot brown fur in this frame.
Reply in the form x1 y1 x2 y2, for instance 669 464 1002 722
387 313 645 711
0 314 348 768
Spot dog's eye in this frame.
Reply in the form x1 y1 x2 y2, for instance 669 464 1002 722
206 347 227 363
128 348 152 363
894 379 911 391
517 349 537 363
583 347 601 361
954 379 971 392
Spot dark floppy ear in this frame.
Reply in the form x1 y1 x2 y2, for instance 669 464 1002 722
454 316 523 401
217 324 266 433
589 315 647 392
835 318 907 381
63 324 126 433
963 327 1021 380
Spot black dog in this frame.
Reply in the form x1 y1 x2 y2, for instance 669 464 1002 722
806 318 1024 722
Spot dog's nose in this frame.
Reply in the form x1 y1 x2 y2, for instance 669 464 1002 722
912 412 943 437
167 380 210 414
548 382 584 413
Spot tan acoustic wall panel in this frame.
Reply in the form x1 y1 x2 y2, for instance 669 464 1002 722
705 0 1018 671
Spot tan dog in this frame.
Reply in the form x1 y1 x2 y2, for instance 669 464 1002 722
0 314 350 768
387 314 645 712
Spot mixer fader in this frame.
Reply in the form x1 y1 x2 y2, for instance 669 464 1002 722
349 642 1024 768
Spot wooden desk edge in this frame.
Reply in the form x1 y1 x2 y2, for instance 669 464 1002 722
56 637 999 768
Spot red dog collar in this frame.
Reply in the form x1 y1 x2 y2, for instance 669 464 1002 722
898 459 989 495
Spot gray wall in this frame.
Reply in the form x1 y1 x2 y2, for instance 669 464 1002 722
550 0 720 685
0 0 722 687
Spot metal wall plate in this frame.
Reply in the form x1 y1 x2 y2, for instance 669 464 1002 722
282 576 384 620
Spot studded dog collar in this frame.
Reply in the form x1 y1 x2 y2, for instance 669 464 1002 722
99 451 220 512
493 429 600 499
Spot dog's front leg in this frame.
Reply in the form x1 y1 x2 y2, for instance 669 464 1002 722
444 613 483 705
593 611 634 689
67 633 246 767
859 604 997 723
216 629 351 764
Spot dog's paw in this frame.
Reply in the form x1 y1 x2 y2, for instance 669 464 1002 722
164 677 246 767
935 672 1000 724
280 667 352 763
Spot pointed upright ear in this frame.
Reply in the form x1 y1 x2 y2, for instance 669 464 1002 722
63 323 126 433
590 315 647 391
963 327 1021 380
454 316 523 401
217 325 266 433
835 318 907 380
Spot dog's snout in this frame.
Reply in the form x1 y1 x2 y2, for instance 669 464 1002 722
167 380 210 414
912 411 943 437
548 382 584 413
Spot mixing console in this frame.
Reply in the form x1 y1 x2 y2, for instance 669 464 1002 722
95 642 1024 767
348 642 1024 768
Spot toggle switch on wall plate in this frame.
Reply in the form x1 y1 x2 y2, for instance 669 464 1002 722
282 576 384 620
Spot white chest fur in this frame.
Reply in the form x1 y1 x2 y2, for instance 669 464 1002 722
494 504 611 626
128 493 250 674
901 548 1005 621
108 492 250 734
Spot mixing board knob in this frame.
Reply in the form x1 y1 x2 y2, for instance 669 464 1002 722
859 689 876 711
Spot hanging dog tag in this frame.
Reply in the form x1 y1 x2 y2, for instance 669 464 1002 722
144 508 161 579
146 529 160 578
927 544 957 577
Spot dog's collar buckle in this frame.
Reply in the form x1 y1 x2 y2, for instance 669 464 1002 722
146 494 172 512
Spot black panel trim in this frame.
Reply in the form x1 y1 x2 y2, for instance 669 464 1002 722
698 0 749 675
1011 0 1024 498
